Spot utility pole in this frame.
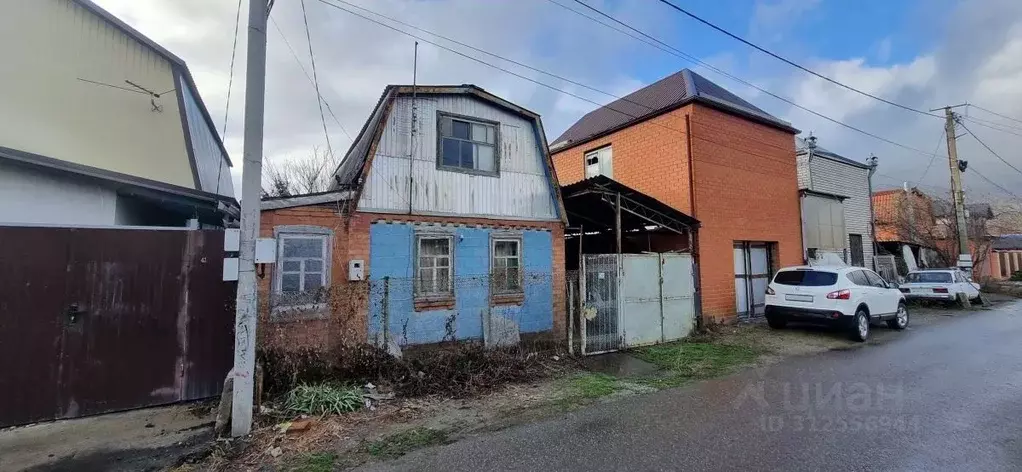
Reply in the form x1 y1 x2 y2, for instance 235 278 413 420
232 0 269 437
932 104 971 273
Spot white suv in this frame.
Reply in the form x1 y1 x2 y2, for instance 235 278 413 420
899 269 981 304
764 266 908 342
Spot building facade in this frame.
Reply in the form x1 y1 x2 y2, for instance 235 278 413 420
551 69 803 322
259 85 566 352
795 137 876 268
0 0 235 227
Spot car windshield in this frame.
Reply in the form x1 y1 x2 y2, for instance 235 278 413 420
773 270 838 286
905 272 953 283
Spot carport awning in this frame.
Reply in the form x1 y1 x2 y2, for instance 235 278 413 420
560 176 699 235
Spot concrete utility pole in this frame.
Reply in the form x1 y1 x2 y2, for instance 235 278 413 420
934 104 972 273
232 0 269 437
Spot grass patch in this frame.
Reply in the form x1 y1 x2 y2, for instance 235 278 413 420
565 373 621 399
283 383 363 416
286 452 336 472
632 342 761 388
364 428 450 459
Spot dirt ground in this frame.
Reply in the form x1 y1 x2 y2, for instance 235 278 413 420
0 402 215 471
6 293 1012 471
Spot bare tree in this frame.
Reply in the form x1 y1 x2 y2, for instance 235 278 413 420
261 147 339 198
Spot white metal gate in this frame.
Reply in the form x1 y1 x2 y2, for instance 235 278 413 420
581 253 696 355
734 242 771 320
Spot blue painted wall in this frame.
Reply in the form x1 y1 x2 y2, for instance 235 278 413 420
368 222 553 345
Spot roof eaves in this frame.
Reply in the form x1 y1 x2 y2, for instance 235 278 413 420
692 94 799 134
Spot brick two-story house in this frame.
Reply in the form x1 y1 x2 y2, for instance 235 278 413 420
550 69 803 322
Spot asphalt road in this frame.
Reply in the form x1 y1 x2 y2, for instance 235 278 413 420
361 301 1022 472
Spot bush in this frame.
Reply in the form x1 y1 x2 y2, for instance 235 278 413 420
283 384 363 416
1011 271 1022 281
259 344 545 401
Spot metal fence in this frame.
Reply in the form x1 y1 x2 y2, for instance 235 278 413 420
581 254 621 354
365 272 556 351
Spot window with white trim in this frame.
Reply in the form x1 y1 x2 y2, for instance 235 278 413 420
276 234 329 307
416 235 453 298
584 146 613 178
491 238 523 294
438 114 498 174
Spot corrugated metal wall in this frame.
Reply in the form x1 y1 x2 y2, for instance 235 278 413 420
800 155 875 267
179 74 234 197
357 96 558 220
0 0 195 189
0 227 235 427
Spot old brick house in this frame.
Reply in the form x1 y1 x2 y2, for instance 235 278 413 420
550 69 803 322
258 85 566 353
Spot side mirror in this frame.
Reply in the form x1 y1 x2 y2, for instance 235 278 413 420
888 282 899 289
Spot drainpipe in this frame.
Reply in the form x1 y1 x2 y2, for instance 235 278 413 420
867 154 879 269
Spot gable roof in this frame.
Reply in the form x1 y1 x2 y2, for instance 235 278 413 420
993 234 1022 250
72 0 233 170
329 84 567 223
932 200 994 219
550 69 798 150
795 137 871 170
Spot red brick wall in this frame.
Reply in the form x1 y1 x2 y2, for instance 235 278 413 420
552 103 802 323
552 106 694 214
257 208 566 352
688 105 802 321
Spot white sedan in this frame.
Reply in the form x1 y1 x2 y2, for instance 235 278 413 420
898 269 982 304
764 266 908 342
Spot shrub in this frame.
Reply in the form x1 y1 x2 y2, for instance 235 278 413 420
283 384 363 416
1010 271 1022 281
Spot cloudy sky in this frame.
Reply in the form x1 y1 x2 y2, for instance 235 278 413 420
93 0 1022 202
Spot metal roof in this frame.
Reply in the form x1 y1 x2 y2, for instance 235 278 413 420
560 175 699 235
993 234 1022 250
551 69 797 150
795 137 871 169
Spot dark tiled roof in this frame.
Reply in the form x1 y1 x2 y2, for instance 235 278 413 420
994 234 1022 250
932 200 994 219
551 69 795 149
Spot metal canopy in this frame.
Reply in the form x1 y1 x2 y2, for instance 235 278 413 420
560 176 699 236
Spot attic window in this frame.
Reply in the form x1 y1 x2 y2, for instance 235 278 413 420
584 146 613 178
438 113 498 175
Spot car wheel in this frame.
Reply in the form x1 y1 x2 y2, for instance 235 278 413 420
886 302 909 330
851 309 870 342
767 316 787 329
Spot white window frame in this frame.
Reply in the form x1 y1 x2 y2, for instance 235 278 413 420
437 112 500 176
584 146 613 179
272 226 332 316
490 236 524 295
415 234 454 300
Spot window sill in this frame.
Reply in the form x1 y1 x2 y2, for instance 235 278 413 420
271 303 329 322
414 296 455 312
491 293 524 306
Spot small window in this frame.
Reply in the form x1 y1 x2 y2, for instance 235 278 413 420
584 146 613 178
438 114 498 174
416 235 453 298
905 272 952 283
276 234 329 307
847 270 870 286
773 270 837 286
864 270 887 288
491 238 522 294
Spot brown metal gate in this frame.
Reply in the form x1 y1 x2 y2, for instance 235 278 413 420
0 227 235 427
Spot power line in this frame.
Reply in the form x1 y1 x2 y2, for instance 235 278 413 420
653 0 942 120
221 0 243 138
301 0 334 159
270 16 354 143
313 0 796 166
956 119 1022 178
969 167 1022 200
958 114 1022 137
968 103 1022 127
558 0 941 160
918 128 948 183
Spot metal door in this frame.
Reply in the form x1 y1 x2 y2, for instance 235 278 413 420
582 254 620 354
620 254 661 347
661 254 696 341
734 242 771 319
